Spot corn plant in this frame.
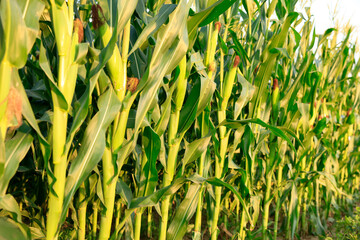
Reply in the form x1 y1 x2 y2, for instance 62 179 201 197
1 0 360 240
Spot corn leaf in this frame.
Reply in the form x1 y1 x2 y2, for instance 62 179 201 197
61 87 121 224
167 184 201 240
0 128 33 196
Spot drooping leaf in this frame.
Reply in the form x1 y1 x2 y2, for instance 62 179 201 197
11 70 48 146
65 62 102 154
0 127 33 196
219 118 299 153
139 127 161 197
167 184 200 240
181 135 211 173
116 178 133 206
0 195 22 223
178 81 200 134
0 217 29 239
1 0 27 68
15 0 45 54
128 4 176 55
39 44 68 111
187 0 237 49
61 87 121 224
206 177 252 226
134 0 190 133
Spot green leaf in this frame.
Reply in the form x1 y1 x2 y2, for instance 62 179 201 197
0 128 33 196
229 29 249 63
234 73 255 119
129 26 148 79
74 43 89 64
187 0 237 49
89 0 138 79
15 0 45 55
318 28 336 47
128 4 176 55
134 0 190 133
250 12 299 117
0 195 22 223
181 135 211 173
206 177 252 226
130 175 205 209
196 0 237 27
54 0 65 6
61 87 121 224
116 178 133 206
1 0 27 68
167 184 200 240
139 127 161 197
0 217 29 239
39 44 68 111
178 82 200 134
269 47 291 59
289 183 299 239
219 118 298 153
11 70 48 145
65 62 102 154
190 53 216 116
218 33 228 55
154 84 176 136
242 0 254 20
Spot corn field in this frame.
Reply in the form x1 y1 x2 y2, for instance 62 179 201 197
1 0 360 239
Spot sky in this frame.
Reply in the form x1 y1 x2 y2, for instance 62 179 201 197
298 0 360 44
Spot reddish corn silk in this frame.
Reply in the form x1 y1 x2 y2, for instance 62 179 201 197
254 64 260 75
74 18 84 43
347 108 352 117
272 78 279 90
215 22 221 32
91 4 106 30
126 77 139 94
233 55 240 68
208 62 216 72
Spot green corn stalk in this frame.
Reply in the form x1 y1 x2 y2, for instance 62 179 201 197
92 199 99 239
159 56 187 240
211 55 240 239
114 199 122 235
99 145 115 240
194 19 221 239
194 12 232 237
77 183 87 240
262 78 280 239
262 143 276 239
46 1 81 239
91 4 133 239
147 207 152 238
134 130 149 240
